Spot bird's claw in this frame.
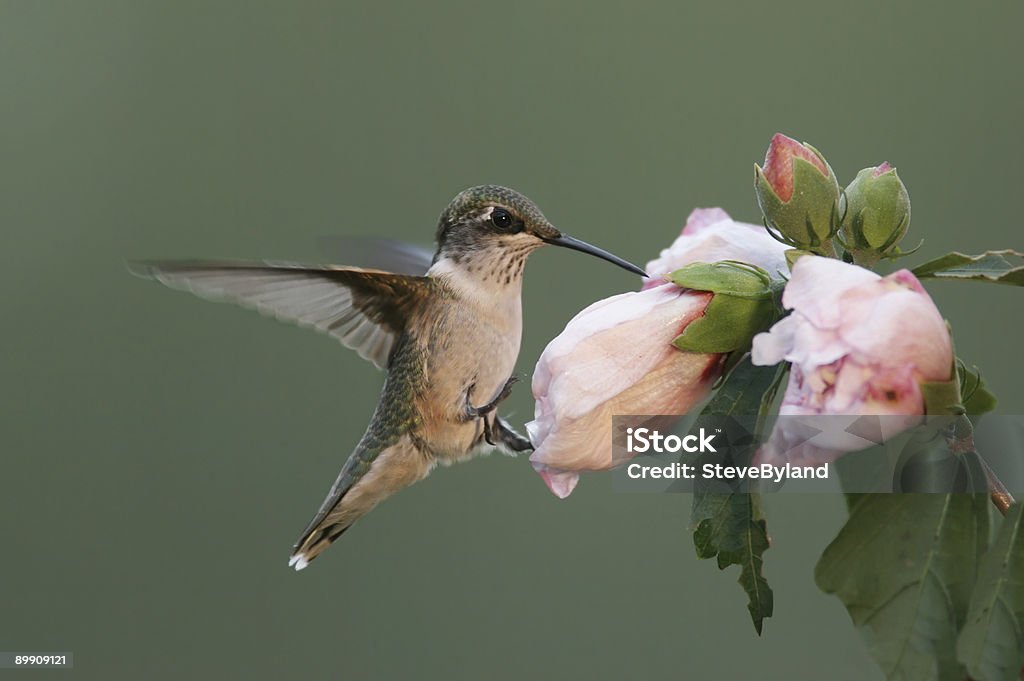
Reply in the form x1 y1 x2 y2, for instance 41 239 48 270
464 376 521 445
463 375 519 418
497 420 533 452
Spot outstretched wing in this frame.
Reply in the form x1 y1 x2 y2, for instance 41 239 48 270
129 260 431 369
314 236 435 276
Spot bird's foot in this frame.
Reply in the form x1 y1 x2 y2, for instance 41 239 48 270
464 376 520 445
492 417 533 454
464 375 519 418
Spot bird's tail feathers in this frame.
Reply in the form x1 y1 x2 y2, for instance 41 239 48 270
287 437 434 572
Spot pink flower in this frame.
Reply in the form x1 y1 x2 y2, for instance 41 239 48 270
526 286 722 498
527 209 789 498
751 256 953 465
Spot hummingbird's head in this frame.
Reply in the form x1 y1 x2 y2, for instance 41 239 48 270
432 185 646 283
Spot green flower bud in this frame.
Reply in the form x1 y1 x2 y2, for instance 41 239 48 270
839 162 911 268
754 134 841 255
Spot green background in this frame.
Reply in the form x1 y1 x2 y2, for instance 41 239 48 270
2 2 1021 679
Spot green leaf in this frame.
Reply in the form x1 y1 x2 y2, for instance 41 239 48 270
690 357 785 635
702 354 786 419
692 491 773 635
843 492 869 513
912 250 1024 286
957 503 1024 681
815 494 990 681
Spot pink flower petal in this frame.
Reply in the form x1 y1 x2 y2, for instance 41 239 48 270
532 464 580 499
762 133 828 202
527 286 722 496
681 207 733 236
782 255 880 329
644 215 789 288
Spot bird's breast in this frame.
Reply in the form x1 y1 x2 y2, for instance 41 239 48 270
413 283 523 457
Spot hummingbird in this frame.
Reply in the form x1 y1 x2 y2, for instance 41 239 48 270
131 185 646 570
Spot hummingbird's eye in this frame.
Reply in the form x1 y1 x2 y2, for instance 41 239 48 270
490 208 515 231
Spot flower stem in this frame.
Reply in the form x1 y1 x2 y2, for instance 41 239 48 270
979 456 1015 516
945 414 1015 516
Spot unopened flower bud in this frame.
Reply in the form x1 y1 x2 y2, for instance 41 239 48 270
754 134 841 254
839 163 911 267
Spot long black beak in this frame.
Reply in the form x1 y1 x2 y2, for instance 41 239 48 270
543 234 648 277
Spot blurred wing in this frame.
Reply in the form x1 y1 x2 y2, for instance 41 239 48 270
315 236 435 276
129 260 430 370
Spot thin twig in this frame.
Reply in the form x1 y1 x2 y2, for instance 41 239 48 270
978 455 1015 516
945 414 1015 517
